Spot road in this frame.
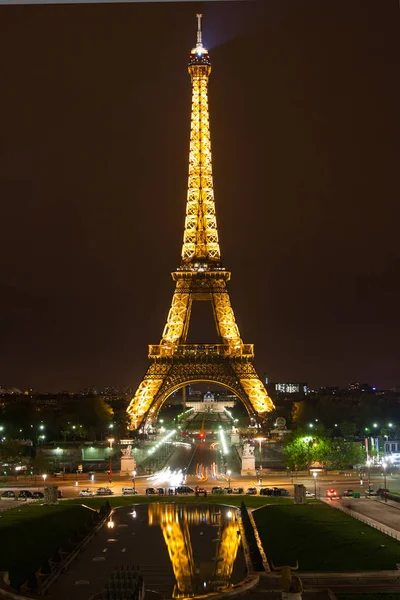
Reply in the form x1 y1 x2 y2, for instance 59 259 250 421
1 442 400 500
336 496 400 532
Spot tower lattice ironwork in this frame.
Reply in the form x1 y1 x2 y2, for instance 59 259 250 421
127 15 274 430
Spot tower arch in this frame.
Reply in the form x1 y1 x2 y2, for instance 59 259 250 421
142 377 257 428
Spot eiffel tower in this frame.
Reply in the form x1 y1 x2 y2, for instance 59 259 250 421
127 15 275 430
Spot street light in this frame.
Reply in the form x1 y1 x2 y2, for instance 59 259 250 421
382 461 387 503
132 470 137 492
42 473 47 491
367 459 371 490
227 469 231 488
108 438 114 483
254 437 266 470
312 471 318 497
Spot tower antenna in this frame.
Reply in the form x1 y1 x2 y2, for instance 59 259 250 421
196 13 202 47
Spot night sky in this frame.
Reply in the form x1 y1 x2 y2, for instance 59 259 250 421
0 1 399 392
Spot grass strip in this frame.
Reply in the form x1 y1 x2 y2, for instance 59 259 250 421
64 494 304 509
0 503 95 588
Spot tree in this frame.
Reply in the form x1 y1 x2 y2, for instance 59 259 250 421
283 430 364 470
283 431 330 470
0 440 27 471
339 421 356 439
62 396 113 440
324 439 365 469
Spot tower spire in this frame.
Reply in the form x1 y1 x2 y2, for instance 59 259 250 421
182 16 219 267
196 13 202 48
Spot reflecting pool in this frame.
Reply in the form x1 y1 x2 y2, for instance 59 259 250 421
146 503 244 597
49 503 245 600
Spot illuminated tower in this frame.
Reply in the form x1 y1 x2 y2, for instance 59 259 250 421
127 15 274 430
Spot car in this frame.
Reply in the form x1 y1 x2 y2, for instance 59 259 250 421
232 487 244 494
259 488 272 496
79 489 94 497
246 487 257 495
18 490 33 499
342 489 354 497
146 487 156 495
326 488 338 499
157 488 165 495
365 488 377 497
195 487 207 496
305 490 315 498
122 487 138 496
211 486 225 495
96 487 114 496
176 486 194 495
224 488 233 494
1 491 16 500
278 488 290 497
57 490 63 498
32 491 44 499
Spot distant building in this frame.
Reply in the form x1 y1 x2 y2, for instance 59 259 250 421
318 386 340 396
349 382 374 393
270 382 308 396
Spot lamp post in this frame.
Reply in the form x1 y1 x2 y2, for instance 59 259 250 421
367 459 371 490
42 473 47 492
132 470 136 492
382 461 387 503
227 469 231 489
313 471 317 498
254 437 266 470
108 438 114 484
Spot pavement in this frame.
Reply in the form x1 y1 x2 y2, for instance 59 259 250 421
332 495 400 534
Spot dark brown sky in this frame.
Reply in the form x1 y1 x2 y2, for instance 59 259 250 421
0 0 399 392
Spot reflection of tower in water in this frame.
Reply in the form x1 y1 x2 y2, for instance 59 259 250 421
148 504 241 598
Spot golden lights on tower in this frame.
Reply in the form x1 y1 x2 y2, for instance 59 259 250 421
127 15 274 431
148 504 241 598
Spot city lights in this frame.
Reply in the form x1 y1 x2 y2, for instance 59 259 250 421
218 428 228 455
148 429 176 455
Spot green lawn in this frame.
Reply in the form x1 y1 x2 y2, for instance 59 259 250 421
337 596 400 600
0 503 96 588
65 493 300 510
253 504 400 571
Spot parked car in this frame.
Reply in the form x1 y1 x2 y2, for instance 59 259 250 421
365 488 377 497
342 489 354 497
195 487 207 496
305 490 315 498
32 491 44 499
157 488 165 495
176 486 194 495
0 491 16 500
18 490 33 499
146 487 156 495
224 488 233 494
232 487 244 494
122 487 138 496
211 487 225 495
246 487 257 495
326 488 338 499
278 488 290 496
96 487 114 496
259 488 272 496
79 489 94 497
